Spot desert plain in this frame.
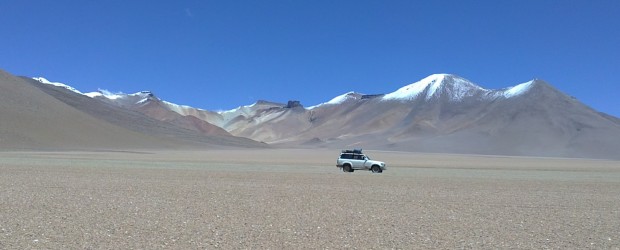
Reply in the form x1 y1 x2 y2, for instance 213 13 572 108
1 149 619 249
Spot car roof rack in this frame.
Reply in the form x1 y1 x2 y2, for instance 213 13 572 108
342 149 363 154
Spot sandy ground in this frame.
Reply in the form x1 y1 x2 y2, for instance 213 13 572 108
1 149 619 249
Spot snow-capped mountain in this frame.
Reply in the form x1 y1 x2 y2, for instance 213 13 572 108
17 71 620 159
382 74 490 101
165 74 619 159
380 74 538 102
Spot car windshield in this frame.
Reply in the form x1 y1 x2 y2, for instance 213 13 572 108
366 155 371 160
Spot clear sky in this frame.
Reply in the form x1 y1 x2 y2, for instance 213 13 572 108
1 1 619 116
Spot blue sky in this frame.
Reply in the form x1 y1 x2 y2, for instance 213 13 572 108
1 1 619 116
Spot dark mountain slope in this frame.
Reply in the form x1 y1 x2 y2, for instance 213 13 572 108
0 70 180 150
22 77 265 149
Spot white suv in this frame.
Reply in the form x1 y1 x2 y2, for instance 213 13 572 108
337 149 386 173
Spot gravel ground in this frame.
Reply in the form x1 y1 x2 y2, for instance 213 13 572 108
1 150 619 249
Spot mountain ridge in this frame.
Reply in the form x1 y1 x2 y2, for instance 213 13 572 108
31 73 550 115
5 70 618 159
0 71 267 150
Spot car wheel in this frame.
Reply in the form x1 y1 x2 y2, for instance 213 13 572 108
371 165 382 173
343 164 352 173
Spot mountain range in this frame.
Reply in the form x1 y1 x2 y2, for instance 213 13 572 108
0 69 264 150
1 69 619 159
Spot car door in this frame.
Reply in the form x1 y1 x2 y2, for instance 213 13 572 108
351 154 365 169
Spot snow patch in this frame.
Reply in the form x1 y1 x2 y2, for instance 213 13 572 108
382 74 444 101
503 80 534 98
136 98 149 105
383 74 455 101
426 75 446 98
84 92 103 98
85 89 157 101
95 89 126 100
447 76 488 101
308 91 358 109
217 107 241 114
32 77 83 94
163 101 206 114
326 92 355 105
217 103 256 114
